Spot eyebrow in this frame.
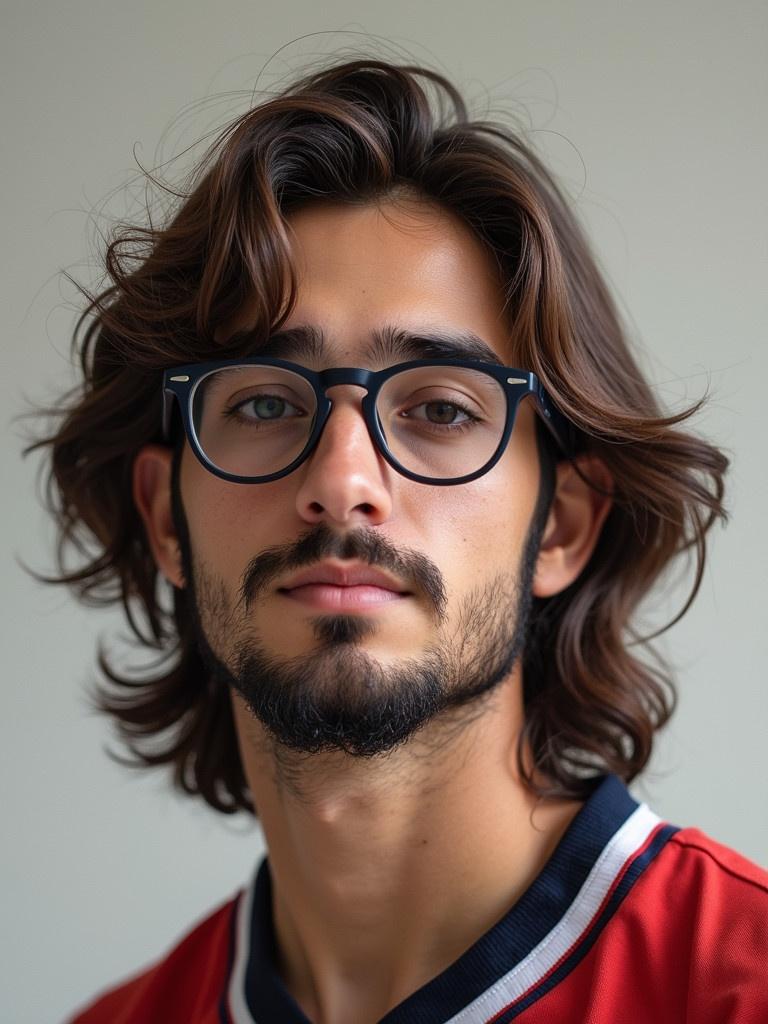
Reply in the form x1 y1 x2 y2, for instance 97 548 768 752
225 324 504 366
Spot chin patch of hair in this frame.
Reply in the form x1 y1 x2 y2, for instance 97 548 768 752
310 614 378 647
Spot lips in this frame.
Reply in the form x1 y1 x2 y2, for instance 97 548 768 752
278 562 410 593
277 561 410 611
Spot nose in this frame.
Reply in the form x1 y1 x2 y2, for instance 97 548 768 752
294 387 394 527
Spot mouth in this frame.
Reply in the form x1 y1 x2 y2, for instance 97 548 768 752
277 562 412 613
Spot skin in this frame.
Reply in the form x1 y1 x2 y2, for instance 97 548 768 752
134 198 612 1024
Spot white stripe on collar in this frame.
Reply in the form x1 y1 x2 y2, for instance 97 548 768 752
227 865 260 1024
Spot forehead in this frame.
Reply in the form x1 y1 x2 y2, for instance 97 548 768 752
231 199 513 368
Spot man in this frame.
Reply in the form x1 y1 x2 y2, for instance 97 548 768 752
44 58 765 1023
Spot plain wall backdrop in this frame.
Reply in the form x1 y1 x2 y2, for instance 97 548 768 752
2 2 766 1021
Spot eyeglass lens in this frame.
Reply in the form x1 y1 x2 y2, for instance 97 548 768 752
191 365 508 480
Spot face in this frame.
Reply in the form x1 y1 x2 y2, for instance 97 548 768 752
170 198 549 756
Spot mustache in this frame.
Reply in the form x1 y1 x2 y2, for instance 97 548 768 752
237 523 447 621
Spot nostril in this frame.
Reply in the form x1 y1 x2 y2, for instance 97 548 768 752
358 503 374 515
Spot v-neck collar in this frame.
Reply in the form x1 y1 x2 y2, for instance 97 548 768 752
223 775 674 1024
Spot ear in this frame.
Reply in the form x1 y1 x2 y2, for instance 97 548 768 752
533 455 613 598
132 444 185 589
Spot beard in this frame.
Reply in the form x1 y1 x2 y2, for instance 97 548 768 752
172 478 547 760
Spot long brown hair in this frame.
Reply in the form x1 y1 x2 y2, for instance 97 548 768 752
29 58 728 814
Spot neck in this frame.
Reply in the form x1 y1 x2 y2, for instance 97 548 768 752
231 675 582 1024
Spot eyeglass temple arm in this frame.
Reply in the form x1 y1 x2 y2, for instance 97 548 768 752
161 385 178 442
528 375 575 457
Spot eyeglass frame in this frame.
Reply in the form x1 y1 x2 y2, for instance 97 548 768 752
162 356 572 487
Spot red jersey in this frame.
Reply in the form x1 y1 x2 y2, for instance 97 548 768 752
67 775 768 1023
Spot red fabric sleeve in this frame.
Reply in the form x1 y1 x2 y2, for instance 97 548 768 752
66 897 237 1024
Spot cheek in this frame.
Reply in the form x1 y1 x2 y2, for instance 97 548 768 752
179 446 281 580
454 446 540 583
397 457 539 598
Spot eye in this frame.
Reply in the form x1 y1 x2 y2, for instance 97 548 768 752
403 400 475 426
230 393 306 421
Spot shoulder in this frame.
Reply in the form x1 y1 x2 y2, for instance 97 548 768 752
621 824 767 949
649 825 767 917
666 826 768 889
65 894 239 1024
612 825 768 1021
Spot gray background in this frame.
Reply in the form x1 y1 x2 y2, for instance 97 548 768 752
2 2 766 1021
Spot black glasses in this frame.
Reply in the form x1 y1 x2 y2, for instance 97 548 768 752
162 357 571 486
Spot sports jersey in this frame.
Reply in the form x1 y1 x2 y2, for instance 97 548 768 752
66 775 768 1023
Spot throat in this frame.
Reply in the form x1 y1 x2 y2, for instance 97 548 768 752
247 739 580 1024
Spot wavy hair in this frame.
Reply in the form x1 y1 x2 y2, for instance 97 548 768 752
29 58 728 814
